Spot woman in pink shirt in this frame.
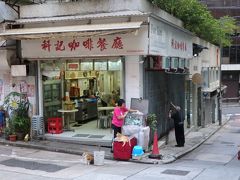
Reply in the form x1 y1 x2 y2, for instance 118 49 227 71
112 99 136 138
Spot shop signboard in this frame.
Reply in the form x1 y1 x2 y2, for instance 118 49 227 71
148 56 162 70
66 62 79 71
22 27 148 58
149 17 192 59
65 70 97 79
148 56 171 71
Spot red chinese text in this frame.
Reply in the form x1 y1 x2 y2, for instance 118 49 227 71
55 40 65 51
83 38 93 50
112 37 123 49
97 38 108 51
171 39 187 51
41 40 51 52
68 39 80 51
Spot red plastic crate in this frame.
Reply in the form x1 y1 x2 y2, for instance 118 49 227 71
113 137 137 160
48 126 63 134
48 117 63 134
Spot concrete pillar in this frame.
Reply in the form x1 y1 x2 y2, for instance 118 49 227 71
124 56 143 108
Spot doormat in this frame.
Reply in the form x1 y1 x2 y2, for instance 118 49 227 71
73 134 90 137
0 159 66 172
88 135 105 139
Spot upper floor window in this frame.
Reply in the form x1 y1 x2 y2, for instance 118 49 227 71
222 47 230 57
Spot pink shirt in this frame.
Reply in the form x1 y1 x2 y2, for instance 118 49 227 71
112 106 128 127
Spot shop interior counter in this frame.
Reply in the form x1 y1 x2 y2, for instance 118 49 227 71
75 99 98 123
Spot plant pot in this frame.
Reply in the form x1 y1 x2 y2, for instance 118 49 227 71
4 134 9 140
16 132 25 141
9 134 17 141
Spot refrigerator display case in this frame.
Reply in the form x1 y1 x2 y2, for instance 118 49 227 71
43 79 62 119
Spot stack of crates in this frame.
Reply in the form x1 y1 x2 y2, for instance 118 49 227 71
47 117 63 134
31 115 45 139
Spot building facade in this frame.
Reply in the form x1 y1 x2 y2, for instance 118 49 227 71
0 0 220 145
200 0 240 101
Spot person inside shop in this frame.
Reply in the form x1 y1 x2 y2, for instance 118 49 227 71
168 102 185 147
111 99 137 139
110 90 120 107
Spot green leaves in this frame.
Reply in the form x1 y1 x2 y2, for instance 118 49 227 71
148 0 237 46
146 113 157 131
3 92 30 134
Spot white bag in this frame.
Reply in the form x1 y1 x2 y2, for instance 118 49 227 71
138 126 150 150
122 125 140 136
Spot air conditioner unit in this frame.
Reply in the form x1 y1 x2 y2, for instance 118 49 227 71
170 57 179 70
185 59 190 69
162 56 171 70
179 58 185 69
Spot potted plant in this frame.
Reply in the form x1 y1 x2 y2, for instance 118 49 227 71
12 115 30 140
9 132 17 141
4 120 16 141
3 92 31 141
12 101 30 140
146 114 157 132
3 127 11 140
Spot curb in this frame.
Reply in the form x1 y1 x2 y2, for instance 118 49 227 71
0 117 231 165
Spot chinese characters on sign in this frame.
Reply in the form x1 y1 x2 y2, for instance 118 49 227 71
41 37 124 52
171 38 187 51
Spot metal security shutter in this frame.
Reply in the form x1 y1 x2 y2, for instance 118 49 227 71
143 65 186 138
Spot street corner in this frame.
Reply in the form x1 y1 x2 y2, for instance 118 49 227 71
128 152 176 165
160 154 176 164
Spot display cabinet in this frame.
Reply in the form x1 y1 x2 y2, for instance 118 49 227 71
43 79 62 119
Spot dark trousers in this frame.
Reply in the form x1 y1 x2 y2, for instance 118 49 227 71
112 124 121 138
175 124 185 146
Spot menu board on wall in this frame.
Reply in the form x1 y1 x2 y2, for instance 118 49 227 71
94 61 107 70
80 60 93 70
108 60 121 71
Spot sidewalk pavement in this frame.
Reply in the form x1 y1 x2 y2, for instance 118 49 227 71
0 115 230 165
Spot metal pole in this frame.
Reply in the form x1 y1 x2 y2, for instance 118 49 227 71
187 80 191 128
218 45 222 126
37 60 43 116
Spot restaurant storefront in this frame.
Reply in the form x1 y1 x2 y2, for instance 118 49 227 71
0 11 193 144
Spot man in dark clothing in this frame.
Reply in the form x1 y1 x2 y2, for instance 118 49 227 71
169 102 185 147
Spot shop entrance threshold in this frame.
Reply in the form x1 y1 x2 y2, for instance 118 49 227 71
45 134 112 147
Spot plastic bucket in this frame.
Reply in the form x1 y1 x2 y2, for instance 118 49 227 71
132 145 144 156
94 151 105 166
